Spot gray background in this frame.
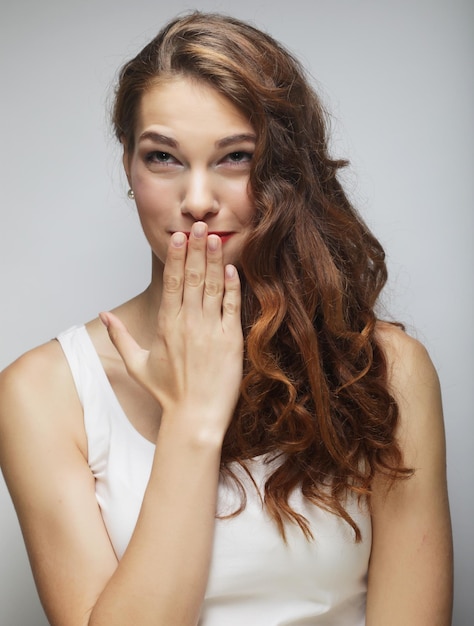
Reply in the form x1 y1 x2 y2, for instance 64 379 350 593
1 0 472 624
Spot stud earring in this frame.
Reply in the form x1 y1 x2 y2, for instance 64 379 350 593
127 188 135 200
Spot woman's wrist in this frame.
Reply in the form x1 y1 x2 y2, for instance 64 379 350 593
157 407 228 452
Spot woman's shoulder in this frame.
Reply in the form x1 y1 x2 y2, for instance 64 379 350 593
375 319 427 355
373 321 444 479
0 337 86 461
0 338 71 399
0 315 107 405
374 321 439 393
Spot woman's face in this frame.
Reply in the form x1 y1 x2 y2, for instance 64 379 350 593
124 76 256 267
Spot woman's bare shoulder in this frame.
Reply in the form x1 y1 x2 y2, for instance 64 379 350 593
373 321 446 489
0 339 86 458
375 320 426 356
1 339 71 404
374 321 438 394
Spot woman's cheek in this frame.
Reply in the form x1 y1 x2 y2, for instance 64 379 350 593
134 185 168 219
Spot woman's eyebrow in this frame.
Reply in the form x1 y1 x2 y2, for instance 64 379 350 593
137 131 256 149
216 133 256 148
138 131 178 147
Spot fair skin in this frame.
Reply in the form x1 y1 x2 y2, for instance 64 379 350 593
0 77 452 625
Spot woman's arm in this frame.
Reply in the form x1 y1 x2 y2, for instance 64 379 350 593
89 227 243 625
366 326 453 625
0 341 119 624
0 225 243 626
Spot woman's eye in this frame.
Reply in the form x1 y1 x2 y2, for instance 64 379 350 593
145 151 177 165
224 151 253 165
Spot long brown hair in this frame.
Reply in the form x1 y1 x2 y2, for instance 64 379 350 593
113 11 412 541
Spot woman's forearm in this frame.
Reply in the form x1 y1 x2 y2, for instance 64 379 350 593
89 415 223 626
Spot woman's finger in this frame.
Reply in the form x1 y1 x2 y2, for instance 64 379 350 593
202 234 225 319
221 264 242 331
182 222 207 310
160 232 187 316
99 311 148 380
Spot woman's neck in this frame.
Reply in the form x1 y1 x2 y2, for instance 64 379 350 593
111 253 164 350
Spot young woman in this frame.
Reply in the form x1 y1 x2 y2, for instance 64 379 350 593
0 12 452 626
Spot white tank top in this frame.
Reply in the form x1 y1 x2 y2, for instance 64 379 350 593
57 325 371 625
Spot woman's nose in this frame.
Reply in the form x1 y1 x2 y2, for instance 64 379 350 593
180 169 219 221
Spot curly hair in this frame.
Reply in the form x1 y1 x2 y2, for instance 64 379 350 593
113 11 412 541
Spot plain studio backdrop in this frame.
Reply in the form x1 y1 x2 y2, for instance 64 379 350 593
1 0 472 624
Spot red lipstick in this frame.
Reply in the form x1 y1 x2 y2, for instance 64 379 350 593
208 232 234 244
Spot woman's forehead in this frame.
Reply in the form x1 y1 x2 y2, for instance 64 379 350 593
135 77 255 140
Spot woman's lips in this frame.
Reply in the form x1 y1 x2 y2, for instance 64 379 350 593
209 232 234 244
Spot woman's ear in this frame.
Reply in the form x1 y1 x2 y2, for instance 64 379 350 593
122 141 132 187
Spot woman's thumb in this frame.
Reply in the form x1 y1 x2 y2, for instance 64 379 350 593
99 311 147 378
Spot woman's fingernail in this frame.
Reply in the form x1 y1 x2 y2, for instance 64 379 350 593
99 312 110 328
225 265 236 279
193 222 206 238
172 232 186 247
207 235 220 251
